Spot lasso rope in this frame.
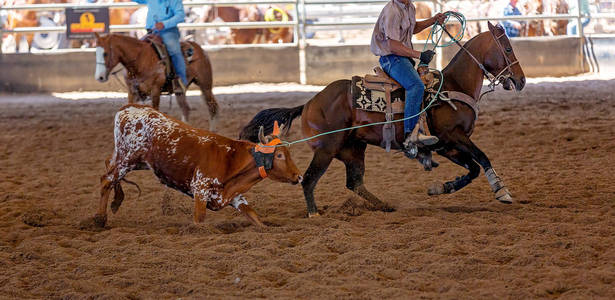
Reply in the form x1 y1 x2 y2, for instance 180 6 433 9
273 12 467 147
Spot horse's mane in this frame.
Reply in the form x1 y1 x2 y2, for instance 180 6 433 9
442 31 486 73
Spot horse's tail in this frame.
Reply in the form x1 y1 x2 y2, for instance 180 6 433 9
239 105 304 142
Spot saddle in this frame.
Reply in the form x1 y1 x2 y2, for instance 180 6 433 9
351 66 480 152
141 34 195 93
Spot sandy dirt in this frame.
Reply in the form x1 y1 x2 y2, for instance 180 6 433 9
1 78 614 299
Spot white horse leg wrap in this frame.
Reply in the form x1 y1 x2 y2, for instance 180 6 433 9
485 168 503 193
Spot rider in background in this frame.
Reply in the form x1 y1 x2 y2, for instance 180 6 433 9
133 0 187 92
501 0 525 37
370 0 445 155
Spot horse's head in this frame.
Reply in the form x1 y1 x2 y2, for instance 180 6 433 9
484 22 526 91
94 33 119 83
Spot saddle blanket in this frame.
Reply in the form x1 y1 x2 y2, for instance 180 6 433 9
351 76 405 114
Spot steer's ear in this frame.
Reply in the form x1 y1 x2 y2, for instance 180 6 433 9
94 32 101 40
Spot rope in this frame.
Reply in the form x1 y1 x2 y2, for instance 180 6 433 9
270 12 467 148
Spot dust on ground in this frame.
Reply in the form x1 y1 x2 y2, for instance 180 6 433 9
1 76 614 299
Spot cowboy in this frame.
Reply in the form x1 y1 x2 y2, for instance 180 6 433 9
501 0 525 37
370 0 446 155
133 0 187 93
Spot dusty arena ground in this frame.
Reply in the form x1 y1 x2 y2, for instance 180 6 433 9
1 77 614 299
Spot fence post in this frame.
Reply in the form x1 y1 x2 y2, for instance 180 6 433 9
298 0 306 84
433 0 442 70
577 0 585 71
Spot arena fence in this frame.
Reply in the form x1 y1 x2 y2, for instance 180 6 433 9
1 0 614 88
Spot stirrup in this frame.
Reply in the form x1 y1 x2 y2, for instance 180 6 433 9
403 135 418 159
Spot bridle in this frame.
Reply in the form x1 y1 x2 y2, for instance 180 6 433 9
442 26 519 101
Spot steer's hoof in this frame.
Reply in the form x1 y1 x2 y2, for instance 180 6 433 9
428 182 445 195
93 214 107 228
378 203 396 213
495 187 513 204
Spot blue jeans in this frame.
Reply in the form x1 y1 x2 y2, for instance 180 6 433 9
159 27 187 85
567 18 590 35
379 54 424 134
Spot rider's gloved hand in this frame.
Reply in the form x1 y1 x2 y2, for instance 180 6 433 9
419 50 435 65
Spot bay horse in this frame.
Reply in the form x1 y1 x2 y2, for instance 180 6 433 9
94 33 219 130
239 22 526 217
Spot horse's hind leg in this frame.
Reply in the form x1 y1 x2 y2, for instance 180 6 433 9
338 142 395 212
429 148 480 195
455 139 513 204
301 149 334 217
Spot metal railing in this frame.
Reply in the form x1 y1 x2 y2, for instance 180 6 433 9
2 0 615 80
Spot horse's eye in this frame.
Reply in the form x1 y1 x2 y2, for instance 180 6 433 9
276 153 284 159
505 47 512 53
103 53 108 57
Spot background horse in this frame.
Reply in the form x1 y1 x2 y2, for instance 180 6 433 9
203 5 293 44
94 33 219 131
239 22 526 217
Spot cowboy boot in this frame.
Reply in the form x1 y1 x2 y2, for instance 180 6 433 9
402 122 438 159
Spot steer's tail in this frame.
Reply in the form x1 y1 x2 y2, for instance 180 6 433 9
239 105 304 142
110 177 142 214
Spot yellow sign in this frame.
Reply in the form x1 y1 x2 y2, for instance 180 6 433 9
70 12 105 33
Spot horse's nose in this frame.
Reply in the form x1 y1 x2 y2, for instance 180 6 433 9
518 76 526 90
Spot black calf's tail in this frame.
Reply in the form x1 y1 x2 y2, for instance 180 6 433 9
239 105 304 142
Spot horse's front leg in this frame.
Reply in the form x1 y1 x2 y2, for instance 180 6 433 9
126 77 139 104
174 93 191 123
455 139 513 204
429 148 480 195
151 90 161 111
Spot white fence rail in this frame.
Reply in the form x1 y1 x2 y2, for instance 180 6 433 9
2 0 615 82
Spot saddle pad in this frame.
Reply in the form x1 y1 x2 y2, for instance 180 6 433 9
351 76 405 114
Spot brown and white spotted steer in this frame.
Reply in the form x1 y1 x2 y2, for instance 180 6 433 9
93 104 301 228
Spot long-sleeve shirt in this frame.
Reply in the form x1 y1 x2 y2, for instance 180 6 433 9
132 0 185 31
501 3 523 37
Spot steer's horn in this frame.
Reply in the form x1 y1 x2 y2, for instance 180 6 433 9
258 126 267 144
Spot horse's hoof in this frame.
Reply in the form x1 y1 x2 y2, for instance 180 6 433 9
380 205 396 213
308 212 320 218
428 182 445 195
495 187 513 204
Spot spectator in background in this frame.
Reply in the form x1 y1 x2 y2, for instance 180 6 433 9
568 0 590 35
501 0 525 37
